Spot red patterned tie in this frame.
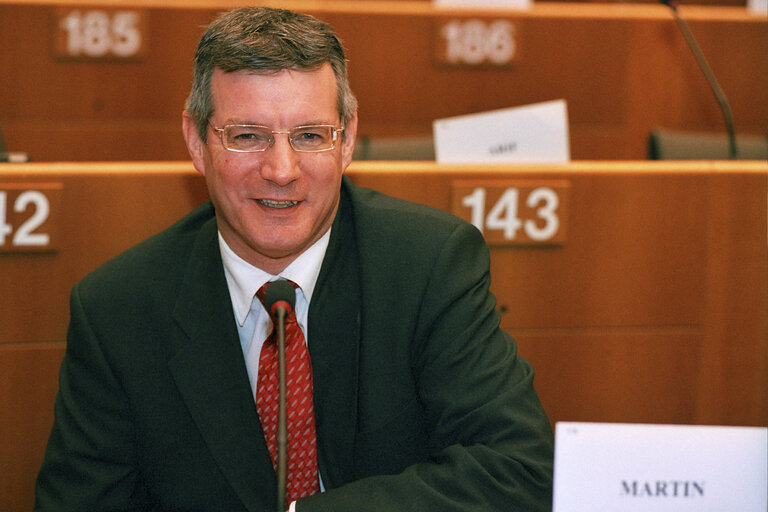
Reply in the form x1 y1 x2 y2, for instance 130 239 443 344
256 281 320 503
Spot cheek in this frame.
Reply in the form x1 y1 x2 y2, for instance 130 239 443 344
208 155 253 191
311 167 344 203
209 151 236 173
311 154 345 184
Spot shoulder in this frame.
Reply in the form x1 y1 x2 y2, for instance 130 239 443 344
340 177 488 283
76 202 216 304
342 176 477 246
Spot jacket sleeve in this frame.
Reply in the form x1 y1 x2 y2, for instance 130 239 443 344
34 283 153 511
299 221 554 512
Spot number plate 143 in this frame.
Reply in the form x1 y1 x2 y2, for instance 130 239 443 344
451 180 569 246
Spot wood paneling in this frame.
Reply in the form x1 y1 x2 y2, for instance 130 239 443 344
516 331 703 424
1 160 766 510
0 163 211 511
0 343 64 510
0 1 765 161
348 160 768 428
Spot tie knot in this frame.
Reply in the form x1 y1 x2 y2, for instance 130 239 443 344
255 279 298 315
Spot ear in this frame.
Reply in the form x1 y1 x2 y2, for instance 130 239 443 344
340 110 358 172
182 111 207 176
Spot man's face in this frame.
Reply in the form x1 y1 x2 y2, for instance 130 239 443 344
183 63 357 274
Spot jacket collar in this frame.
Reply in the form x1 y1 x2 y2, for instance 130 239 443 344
309 181 361 488
167 188 363 506
169 213 276 511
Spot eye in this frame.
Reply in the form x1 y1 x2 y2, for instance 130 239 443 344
291 126 331 148
296 131 323 141
232 128 268 141
225 126 273 149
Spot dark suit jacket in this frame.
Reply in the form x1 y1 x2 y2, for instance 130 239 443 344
35 177 553 511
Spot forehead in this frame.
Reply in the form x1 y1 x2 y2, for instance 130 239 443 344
209 63 338 124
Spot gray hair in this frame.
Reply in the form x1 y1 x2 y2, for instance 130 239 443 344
185 7 358 142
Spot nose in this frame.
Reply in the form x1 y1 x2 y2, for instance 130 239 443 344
259 134 300 186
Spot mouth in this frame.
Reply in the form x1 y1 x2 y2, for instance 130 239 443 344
257 199 299 209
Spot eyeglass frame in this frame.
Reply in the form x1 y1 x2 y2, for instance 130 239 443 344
208 122 345 153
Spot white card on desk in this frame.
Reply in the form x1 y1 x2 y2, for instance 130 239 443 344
747 0 767 15
432 99 569 164
553 422 768 512
433 0 531 8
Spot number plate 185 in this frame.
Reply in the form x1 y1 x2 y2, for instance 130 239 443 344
451 180 569 246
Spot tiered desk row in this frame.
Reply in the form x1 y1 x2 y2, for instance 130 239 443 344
0 1 766 161
1 160 767 509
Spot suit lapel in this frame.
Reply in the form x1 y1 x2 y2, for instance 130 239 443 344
166 188 363 503
309 184 361 489
168 215 276 512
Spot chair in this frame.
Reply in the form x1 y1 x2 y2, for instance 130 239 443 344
648 128 768 160
353 135 435 161
0 123 30 162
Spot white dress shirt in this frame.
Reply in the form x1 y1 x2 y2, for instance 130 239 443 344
218 229 330 393
218 229 331 510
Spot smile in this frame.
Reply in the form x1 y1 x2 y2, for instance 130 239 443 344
257 199 298 209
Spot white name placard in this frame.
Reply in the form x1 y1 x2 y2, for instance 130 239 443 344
433 0 531 9
433 99 569 164
747 0 767 15
553 422 768 512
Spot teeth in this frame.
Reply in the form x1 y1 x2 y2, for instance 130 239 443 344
258 199 297 209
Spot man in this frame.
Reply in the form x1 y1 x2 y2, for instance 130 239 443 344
36 7 553 511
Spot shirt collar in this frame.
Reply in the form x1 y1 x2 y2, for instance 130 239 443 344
219 229 332 326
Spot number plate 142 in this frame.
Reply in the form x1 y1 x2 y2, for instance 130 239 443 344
0 184 61 252
451 180 569 246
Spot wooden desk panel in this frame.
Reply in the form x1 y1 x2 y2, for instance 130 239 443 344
0 1 765 161
0 164 209 342
0 160 766 511
0 343 64 510
353 166 711 329
0 164 210 511
349 161 768 429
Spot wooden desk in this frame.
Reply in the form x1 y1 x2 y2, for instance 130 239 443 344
0 1 766 161
1 160 766 510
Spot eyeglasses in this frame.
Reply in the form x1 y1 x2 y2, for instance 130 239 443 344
209 123 344 153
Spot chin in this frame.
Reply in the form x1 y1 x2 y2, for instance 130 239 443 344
253 236 308 258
